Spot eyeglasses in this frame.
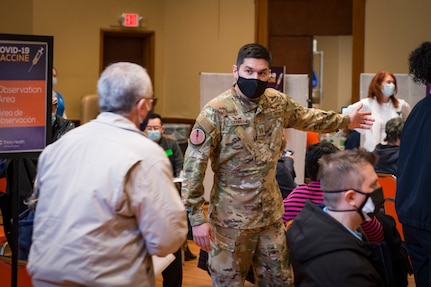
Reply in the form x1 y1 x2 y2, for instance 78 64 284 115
146 97 158 106
137 97 158 106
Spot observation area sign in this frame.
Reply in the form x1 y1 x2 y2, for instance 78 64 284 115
0 34 53 157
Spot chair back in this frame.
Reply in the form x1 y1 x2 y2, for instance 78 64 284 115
80 94 99 125
0 178 6 194
377 173 404 241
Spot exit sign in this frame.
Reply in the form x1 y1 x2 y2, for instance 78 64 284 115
121 13 141 27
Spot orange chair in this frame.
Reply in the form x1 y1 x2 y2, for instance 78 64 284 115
0 257 33 287
0 177 5 194
377 173 404 241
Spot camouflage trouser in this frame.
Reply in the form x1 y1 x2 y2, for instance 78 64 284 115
208 219 292 287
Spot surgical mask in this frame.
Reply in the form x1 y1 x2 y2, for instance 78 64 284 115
52 77 58 86
147 130 161 142
326 187 384 221
236 76 268 99
382 83 395 97
51 113 56 125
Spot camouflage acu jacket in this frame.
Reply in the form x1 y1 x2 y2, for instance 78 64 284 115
182 87 349 229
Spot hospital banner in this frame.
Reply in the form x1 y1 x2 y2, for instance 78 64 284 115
0 34 53 156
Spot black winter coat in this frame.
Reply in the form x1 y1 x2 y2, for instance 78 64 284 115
286 201 386 287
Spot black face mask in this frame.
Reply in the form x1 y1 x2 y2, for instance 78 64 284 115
326 187 384 221
236 76 268 99
139 110 152 131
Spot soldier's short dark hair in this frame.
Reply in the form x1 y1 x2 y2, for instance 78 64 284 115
236 43 272 68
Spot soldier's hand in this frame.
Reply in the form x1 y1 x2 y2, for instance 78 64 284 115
348 103 374 129
192 223 214 252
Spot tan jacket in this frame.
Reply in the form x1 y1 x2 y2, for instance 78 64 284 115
28 113 187 287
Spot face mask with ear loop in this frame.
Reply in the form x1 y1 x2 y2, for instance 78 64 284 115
325 187 384 221
382 83 395 97
236 76 268 99
138 99 153 131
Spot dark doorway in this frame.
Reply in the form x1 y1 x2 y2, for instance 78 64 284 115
100 29 155 85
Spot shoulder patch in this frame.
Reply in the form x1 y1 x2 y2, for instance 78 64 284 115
190 128 206 146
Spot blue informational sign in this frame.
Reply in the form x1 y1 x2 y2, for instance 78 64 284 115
0 34 53 157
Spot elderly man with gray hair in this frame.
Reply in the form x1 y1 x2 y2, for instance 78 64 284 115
27 62 188 287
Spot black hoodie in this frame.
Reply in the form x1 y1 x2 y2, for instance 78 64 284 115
286 201 387 287
372 144 399 175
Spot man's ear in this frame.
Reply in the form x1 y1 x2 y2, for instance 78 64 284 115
232 64 238 78
344 189 357 206
136 98 149 120
136 98 146 113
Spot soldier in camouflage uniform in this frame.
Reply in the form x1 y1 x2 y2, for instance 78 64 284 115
181 43 374 287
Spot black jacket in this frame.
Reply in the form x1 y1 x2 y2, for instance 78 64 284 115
286 201 387 287
373 144 399 175
276 156 296 199
52 115 75 142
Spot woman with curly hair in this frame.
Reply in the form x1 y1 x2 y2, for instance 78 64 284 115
396 41 431 287
344 71 411 151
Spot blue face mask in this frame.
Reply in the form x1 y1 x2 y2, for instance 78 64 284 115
147 130 161 142
51 113 56 125
382 83 395 97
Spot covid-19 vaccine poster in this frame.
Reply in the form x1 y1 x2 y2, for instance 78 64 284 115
0 34 53 157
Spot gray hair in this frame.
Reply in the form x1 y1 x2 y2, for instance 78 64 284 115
98 62 153 114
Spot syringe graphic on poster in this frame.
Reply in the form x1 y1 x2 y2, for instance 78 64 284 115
28 47 44 72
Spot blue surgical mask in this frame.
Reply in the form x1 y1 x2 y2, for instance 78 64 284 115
51 113 56 125
382 83 395 97
147 130 161 142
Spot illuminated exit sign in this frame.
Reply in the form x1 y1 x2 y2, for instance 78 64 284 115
121 13 141 27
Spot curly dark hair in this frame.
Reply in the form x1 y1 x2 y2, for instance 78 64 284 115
408 41 431 85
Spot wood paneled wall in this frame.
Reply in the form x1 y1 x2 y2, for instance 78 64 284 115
256 0 365 104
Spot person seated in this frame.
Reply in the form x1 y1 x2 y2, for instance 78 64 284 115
145 113 184 177
276 150 297 199
283 142 384 243
52 67 67 118
343 127 361 150
51 92 74 142
372 117 404 175
144 113 196 287
286 149 391 286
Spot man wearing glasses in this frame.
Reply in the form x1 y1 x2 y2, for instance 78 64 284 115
27 62 187 287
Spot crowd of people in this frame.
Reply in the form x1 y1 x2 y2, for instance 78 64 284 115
1 41 430 287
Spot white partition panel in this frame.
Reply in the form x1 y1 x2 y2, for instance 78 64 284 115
199 73 309 201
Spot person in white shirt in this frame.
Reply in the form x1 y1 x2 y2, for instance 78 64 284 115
344 71 411 151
